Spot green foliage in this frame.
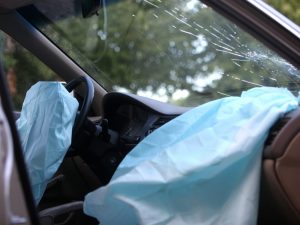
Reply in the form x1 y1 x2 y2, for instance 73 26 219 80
2 38 59 109
267 0 300 25
2 0 300 109
42 0 297 106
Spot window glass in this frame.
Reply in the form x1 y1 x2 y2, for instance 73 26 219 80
25 0 300 107
0 32 60 110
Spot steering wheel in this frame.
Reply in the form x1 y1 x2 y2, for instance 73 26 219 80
65 76 94 137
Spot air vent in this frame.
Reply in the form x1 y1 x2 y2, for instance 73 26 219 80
265 117 290 146
146 117 174 136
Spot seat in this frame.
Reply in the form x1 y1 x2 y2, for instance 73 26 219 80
39 201 83 225
258 108 300 225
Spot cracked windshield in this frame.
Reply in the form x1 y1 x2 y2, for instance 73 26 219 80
31 0 300 106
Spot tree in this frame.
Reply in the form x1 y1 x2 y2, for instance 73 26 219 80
267 0 300 25
46 0 297 106
3 0 300 109
2 34 59 109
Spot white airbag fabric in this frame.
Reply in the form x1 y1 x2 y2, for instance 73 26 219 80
84 87 298 225
16 82 78 204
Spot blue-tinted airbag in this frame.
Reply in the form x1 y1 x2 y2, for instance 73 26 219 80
84 87 298 225
16 82 78 204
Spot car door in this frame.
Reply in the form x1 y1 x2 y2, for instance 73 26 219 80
0 64 38 225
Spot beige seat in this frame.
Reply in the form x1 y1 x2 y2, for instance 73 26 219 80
258 108 300 225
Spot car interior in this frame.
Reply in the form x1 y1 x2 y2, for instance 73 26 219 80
0 0 299 225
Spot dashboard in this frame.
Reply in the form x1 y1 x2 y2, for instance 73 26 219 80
82 92 190 184
103 92 190 145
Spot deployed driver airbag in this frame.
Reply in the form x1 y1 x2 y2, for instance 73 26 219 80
16 82 78 204
84 87 298 225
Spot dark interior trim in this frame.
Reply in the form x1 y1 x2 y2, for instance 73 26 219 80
103 92 191 117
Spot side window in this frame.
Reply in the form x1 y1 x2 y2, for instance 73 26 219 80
0 32 60 110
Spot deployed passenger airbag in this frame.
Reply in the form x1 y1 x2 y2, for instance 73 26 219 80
84 87 298 225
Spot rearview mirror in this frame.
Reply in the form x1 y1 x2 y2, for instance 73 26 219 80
81 0 101 18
